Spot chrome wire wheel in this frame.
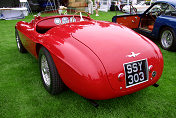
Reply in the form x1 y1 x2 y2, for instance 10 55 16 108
41 55 51 86
161 30 173 48
39 47 65 94
15 28 27 53
16 34 21 50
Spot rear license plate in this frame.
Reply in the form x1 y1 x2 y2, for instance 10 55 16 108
124 59 148 88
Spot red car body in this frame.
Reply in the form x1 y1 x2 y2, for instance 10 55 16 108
15 15 164 100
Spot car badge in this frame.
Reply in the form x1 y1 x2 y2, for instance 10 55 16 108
126 52 140 58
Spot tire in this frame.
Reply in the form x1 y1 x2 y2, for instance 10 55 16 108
39 47 65 95
160 27 176 51
15 28 27 53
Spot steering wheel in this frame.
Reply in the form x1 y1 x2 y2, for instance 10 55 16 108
72 11 90 22
150 8 162 18
149 7 162 21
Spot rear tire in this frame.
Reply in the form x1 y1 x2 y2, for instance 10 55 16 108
15 28 27 53
160 27 176 51
39 47 65 95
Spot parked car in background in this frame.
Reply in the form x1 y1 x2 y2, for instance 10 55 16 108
15 12 163 100
113 0 176 51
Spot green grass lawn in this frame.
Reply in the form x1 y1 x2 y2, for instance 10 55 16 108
0 11 176 118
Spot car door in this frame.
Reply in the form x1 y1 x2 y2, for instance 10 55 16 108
112 15 141 29
139 3 169 33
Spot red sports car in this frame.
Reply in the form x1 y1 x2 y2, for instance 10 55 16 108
15 12 163 100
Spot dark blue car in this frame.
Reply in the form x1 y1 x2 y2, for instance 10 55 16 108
112 0 176 51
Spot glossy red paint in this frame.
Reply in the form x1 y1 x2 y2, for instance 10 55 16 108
16 15 164 100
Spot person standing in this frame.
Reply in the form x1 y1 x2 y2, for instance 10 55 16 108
117 0 121 11
88 0 93 14
95 0 100 16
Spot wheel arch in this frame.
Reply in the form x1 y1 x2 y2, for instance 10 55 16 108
158 25 176 51
35 43 62 60
36 43 43 59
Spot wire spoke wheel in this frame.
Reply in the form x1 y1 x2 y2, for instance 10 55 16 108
16 34 21 50
41 55 51 86
15 28 27 53
39 47 65 95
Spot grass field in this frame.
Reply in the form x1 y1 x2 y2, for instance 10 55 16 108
0 11 176 118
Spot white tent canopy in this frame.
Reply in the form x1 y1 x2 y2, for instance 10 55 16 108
19 0 27 2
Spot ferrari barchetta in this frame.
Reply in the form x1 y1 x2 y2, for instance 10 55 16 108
15 12 163 100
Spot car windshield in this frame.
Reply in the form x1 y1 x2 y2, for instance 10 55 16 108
164 4 176 16
145 2 176 18
165 4 176 12
147 3 168 14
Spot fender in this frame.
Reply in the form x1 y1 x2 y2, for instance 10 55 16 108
152 15 176 39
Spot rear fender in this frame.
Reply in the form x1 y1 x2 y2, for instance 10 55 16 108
42 37 115 100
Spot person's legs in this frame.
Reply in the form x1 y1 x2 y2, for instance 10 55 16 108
96 9 99 16
91 2 93 14
88 3 91 14
95 2 99 16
